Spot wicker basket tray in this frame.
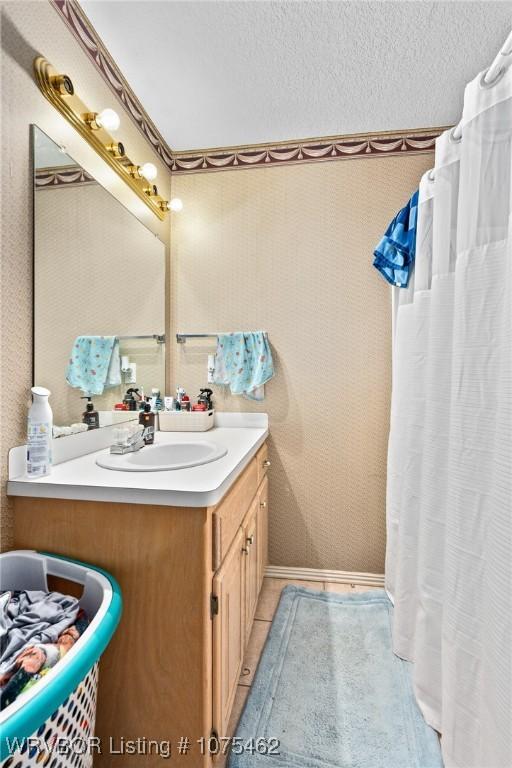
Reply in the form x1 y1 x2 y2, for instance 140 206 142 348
158 409 214 432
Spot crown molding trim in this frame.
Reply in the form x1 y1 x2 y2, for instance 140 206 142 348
171 128 443 174
50 0 444 176
35 165 96 188
50 0 174 171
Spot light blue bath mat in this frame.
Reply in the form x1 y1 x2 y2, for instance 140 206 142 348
229 587 443 768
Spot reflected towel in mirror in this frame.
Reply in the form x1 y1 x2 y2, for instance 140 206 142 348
66 336 121 395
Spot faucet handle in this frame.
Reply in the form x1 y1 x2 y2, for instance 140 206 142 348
109 425 145 454
127 426 144 443
113 426 130 445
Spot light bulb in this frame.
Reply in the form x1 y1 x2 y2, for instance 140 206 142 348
96 108 120 132
140 162 158 181
169 197 183 212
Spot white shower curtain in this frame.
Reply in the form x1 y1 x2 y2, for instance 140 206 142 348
386 66 512 768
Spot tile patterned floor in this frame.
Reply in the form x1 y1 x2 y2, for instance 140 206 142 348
225 577 383 750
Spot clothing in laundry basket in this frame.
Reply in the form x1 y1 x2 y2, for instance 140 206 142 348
0 590 88 709
66 335 121 395
213 332 274 401
373 189 419 287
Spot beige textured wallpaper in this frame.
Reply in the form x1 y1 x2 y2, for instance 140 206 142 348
170 154 433 573
35 181 165 426
0 1 171 550
0 0 432 574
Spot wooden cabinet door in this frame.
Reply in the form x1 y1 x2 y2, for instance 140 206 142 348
244 498 259 640
257 477 269 591
212 527 245 739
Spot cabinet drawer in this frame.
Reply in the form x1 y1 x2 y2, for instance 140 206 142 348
212 457 258 570
256 443 270 486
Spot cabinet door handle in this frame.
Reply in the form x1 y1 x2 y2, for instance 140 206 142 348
246 535 254 545
262 459 271 468
260 501 267 508
242 546 250 555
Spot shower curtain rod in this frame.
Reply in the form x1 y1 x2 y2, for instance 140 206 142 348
453 29 512 140
427 29 512 181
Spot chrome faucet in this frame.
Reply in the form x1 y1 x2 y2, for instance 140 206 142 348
110 426 150 454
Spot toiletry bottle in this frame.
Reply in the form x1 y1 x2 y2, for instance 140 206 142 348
81 396 100 429
27 386 53 477
182 394 191 412
139 400 155 444
123 388 140 411
176 387 185 411
198 388 214 410
207 354 216 384
151 388 164 411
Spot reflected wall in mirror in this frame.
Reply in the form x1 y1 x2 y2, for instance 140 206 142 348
33 126 166 434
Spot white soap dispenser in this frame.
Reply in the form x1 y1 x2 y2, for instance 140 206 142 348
27 386 53 477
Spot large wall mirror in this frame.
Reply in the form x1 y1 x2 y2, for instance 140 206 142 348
32 125 166 435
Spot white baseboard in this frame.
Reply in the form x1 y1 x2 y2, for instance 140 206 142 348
265 565 385 588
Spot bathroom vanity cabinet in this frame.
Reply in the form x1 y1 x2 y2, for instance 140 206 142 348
213 473 268 739
13 441 270 768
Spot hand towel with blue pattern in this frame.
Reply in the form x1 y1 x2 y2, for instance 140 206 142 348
214 332 274 401
373 189 418 287
66 336 121 395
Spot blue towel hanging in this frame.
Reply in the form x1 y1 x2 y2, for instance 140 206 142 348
213 332 274 401
66 336 121 395
373 190 418 287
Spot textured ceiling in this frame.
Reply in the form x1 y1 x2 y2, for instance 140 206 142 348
79 1 512 151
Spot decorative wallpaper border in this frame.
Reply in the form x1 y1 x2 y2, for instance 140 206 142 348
50 0 443 176
35 165 96 188
51 0 174 170
171 130 441 174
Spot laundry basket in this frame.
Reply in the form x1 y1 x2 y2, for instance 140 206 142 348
0 550 122 768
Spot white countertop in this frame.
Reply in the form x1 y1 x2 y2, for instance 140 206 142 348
8 415 268 508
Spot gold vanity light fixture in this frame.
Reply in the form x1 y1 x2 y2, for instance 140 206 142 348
128 162 158 181
34 57 170 220
159 197 184 213
83 108 120 132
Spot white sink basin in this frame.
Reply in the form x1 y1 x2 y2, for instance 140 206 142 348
96 440 228 472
